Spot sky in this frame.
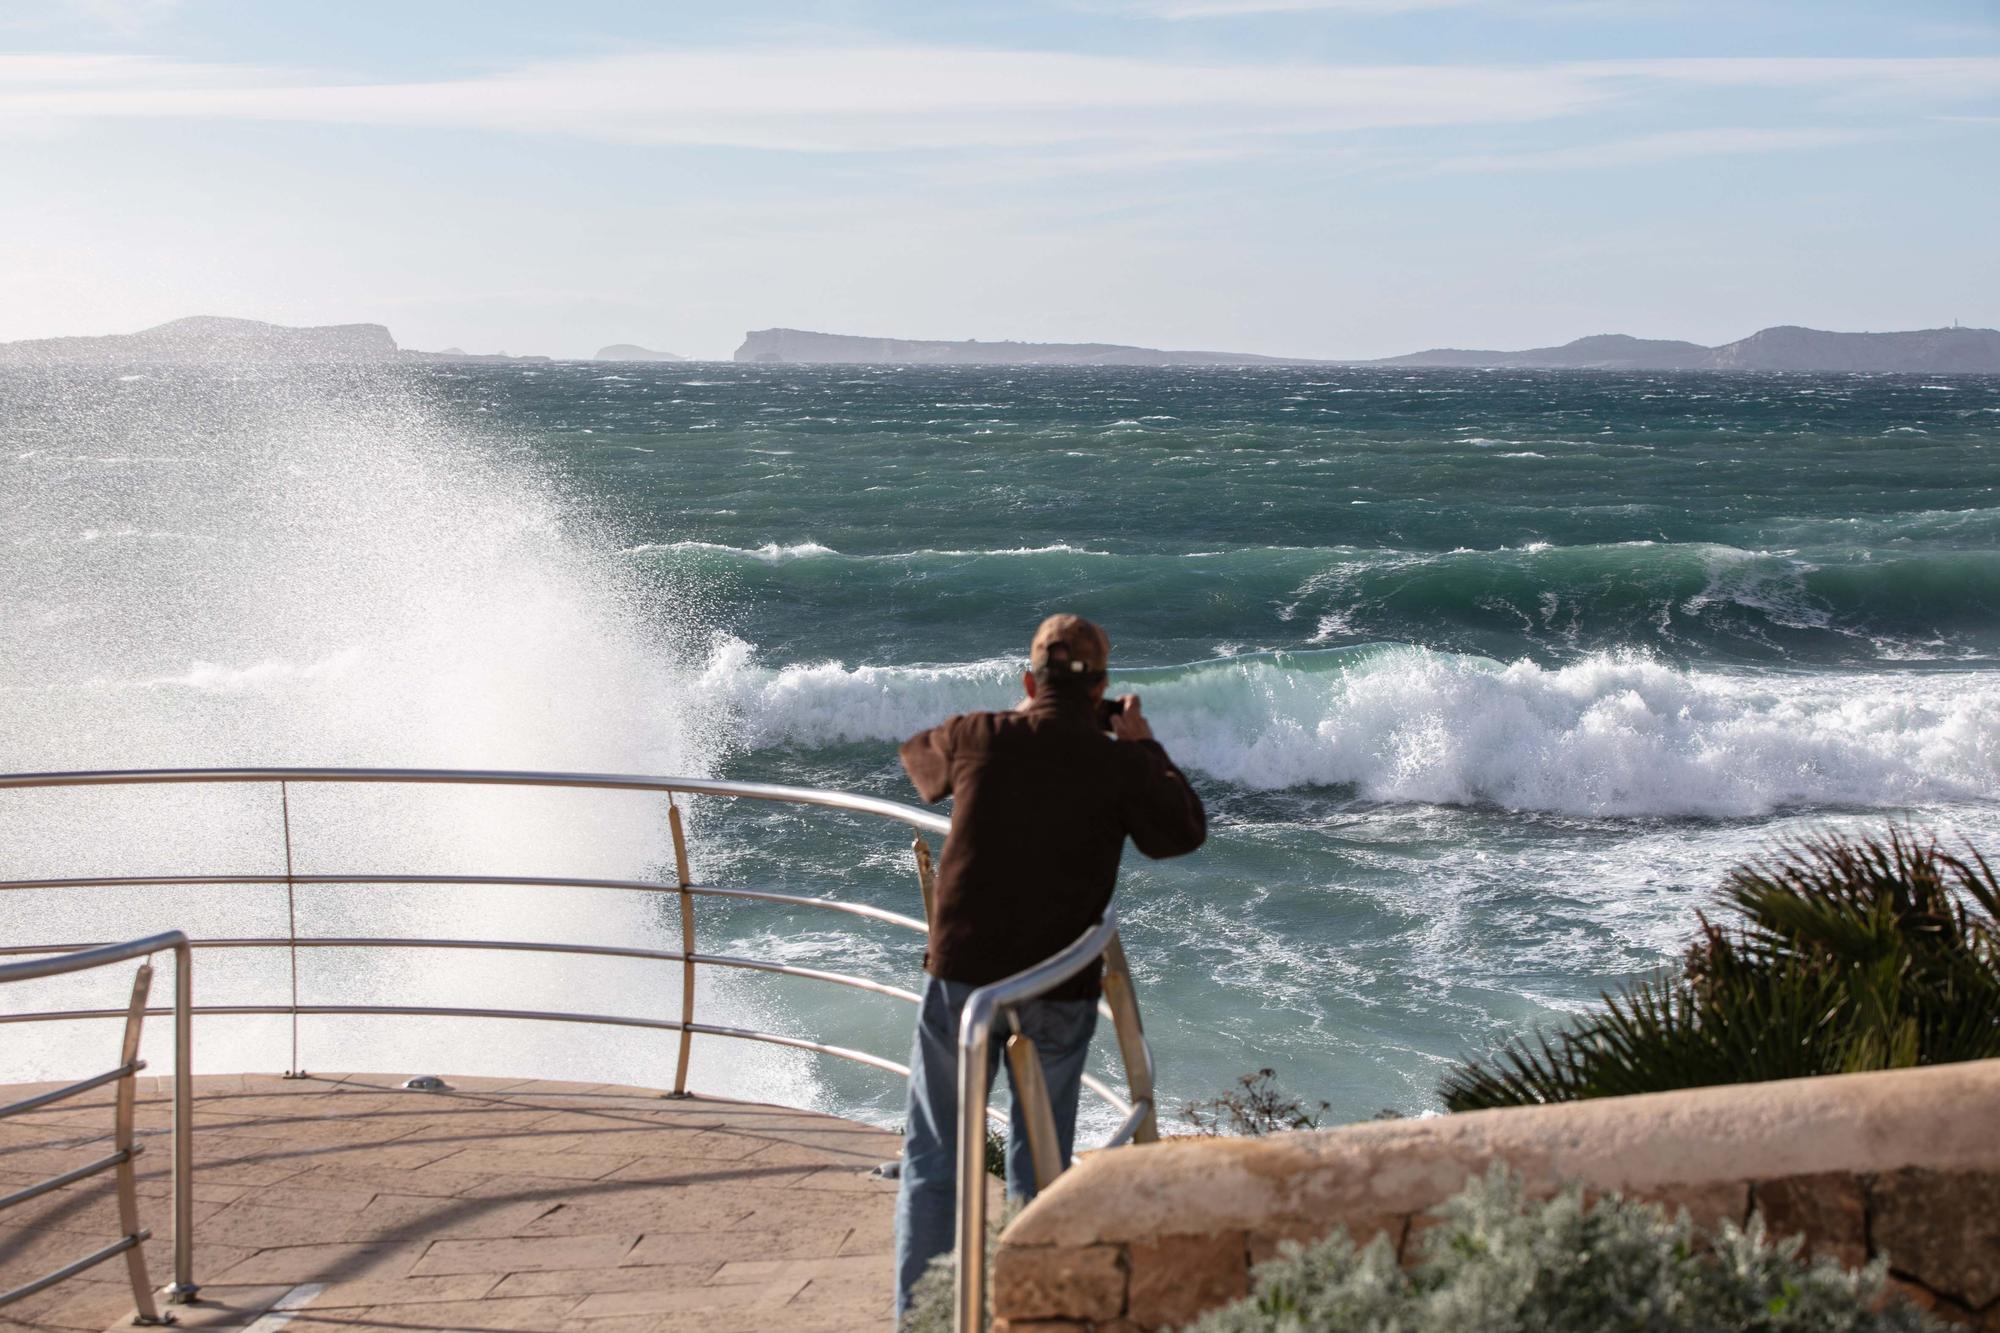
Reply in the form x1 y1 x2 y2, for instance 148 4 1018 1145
1 0 1996 359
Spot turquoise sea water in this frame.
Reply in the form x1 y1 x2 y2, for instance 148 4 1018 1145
5 363 1998 1128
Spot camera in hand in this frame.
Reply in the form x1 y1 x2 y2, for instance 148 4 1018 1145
1096 696 1126 732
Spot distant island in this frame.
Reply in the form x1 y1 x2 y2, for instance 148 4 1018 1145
595 344 684 362
733 328 1295 367
3 315 1995 374
739 324 2000 373
0 316 552 366
1377 325 2000 373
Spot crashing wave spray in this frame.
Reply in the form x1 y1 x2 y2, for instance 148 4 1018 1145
0 364 810 1103
700 640 2000 818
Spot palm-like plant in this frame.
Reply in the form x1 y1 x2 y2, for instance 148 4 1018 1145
1441 829 2000 1111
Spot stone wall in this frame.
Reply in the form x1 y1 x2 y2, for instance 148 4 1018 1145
992 1060 2000 1330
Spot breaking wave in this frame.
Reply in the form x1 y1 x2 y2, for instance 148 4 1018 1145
695 639 2000 818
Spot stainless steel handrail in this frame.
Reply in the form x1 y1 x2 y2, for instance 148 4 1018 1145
0 766 954 836
0 932 196 1321
2 765 1160 1329
953 912 1154 1331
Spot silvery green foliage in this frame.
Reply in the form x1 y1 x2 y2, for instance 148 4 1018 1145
1183 1168 1939 1333
902 1252 957 1333
901 1200 1020 1333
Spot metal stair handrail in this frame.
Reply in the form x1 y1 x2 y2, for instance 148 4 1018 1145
0 932 197 1322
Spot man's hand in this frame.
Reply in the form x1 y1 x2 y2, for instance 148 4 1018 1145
1110 694 1153 742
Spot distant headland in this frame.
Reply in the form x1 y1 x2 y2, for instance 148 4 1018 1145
737 324 2000 373
0 316 553 366
1376 325 2000 374
2 315 1994 373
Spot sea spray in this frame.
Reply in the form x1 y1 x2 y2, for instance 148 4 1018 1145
0 365 810 1106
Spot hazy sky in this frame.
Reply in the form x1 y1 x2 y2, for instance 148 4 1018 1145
2 0 1996 358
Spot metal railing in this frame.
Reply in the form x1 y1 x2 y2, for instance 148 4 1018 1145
0 931 196 1323
954 913 1158 1330
0 767 1160 1328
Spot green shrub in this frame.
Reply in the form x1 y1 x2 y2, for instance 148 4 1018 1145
1442 829 2000 1110
1182 1167 1939 1332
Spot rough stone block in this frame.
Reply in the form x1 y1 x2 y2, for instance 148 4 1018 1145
1751 1172 1868 1269
992 1243 1126 1322
1126 1232 1247 1329
1620 1180 1749 1238
1249 1215 1400 1267
1871 1168 2000 1309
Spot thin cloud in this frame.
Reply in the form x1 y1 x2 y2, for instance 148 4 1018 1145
1 48 1995 156
1122 0 1477 16
1438 126 1890 173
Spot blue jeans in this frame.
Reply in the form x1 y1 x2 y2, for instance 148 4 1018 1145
893 975 1098 1320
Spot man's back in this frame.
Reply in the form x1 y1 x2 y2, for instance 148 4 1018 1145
900 693 1205 1000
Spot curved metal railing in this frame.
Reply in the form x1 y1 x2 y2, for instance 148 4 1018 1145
0 932 196 1323
0 767 1161 1327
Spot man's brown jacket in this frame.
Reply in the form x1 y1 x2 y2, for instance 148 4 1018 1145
898 692 1206 1001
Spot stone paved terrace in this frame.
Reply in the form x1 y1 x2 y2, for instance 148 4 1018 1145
1 1072 901 1332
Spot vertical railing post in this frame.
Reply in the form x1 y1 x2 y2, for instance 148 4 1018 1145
912 836 937 924
112 962 163 1325
1099 933 1158 1144
954 998 993 1333
279 781 304 1079
166 937 197 1304
668 801 696 1097
1003 1024 1062 1192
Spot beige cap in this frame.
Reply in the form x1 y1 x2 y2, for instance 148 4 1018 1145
1029 613 1110 676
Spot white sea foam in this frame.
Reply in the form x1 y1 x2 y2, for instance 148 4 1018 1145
625 540 1111 561
0 369 807 1107
693 643 2000 819
626 539 839 560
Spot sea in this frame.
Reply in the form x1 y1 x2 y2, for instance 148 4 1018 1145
4 361 1998 1133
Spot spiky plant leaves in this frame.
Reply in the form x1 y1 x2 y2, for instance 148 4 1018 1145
1441 829 2000 1111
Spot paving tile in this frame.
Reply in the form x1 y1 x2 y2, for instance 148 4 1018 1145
511 1191 757 1237
596 1156 820 1191
197 1201 379 1249
411 1233 639 1276
647 1309 857 1333
280 1162 494 1198
490 1263 724 1298
568 1278 808 1319
325 1295 586 1329
290 1272 505 1309
428 1148 642 1182
626 1228 852 1266
711 1255 887 1284
204 1239 430 1286
343 1193 557 1242
199 1182 379 1215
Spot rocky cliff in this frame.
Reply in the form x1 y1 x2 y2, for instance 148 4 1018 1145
1704 325 2000 373
0 315 402 364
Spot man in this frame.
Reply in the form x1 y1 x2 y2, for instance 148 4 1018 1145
892 613 1206 1319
